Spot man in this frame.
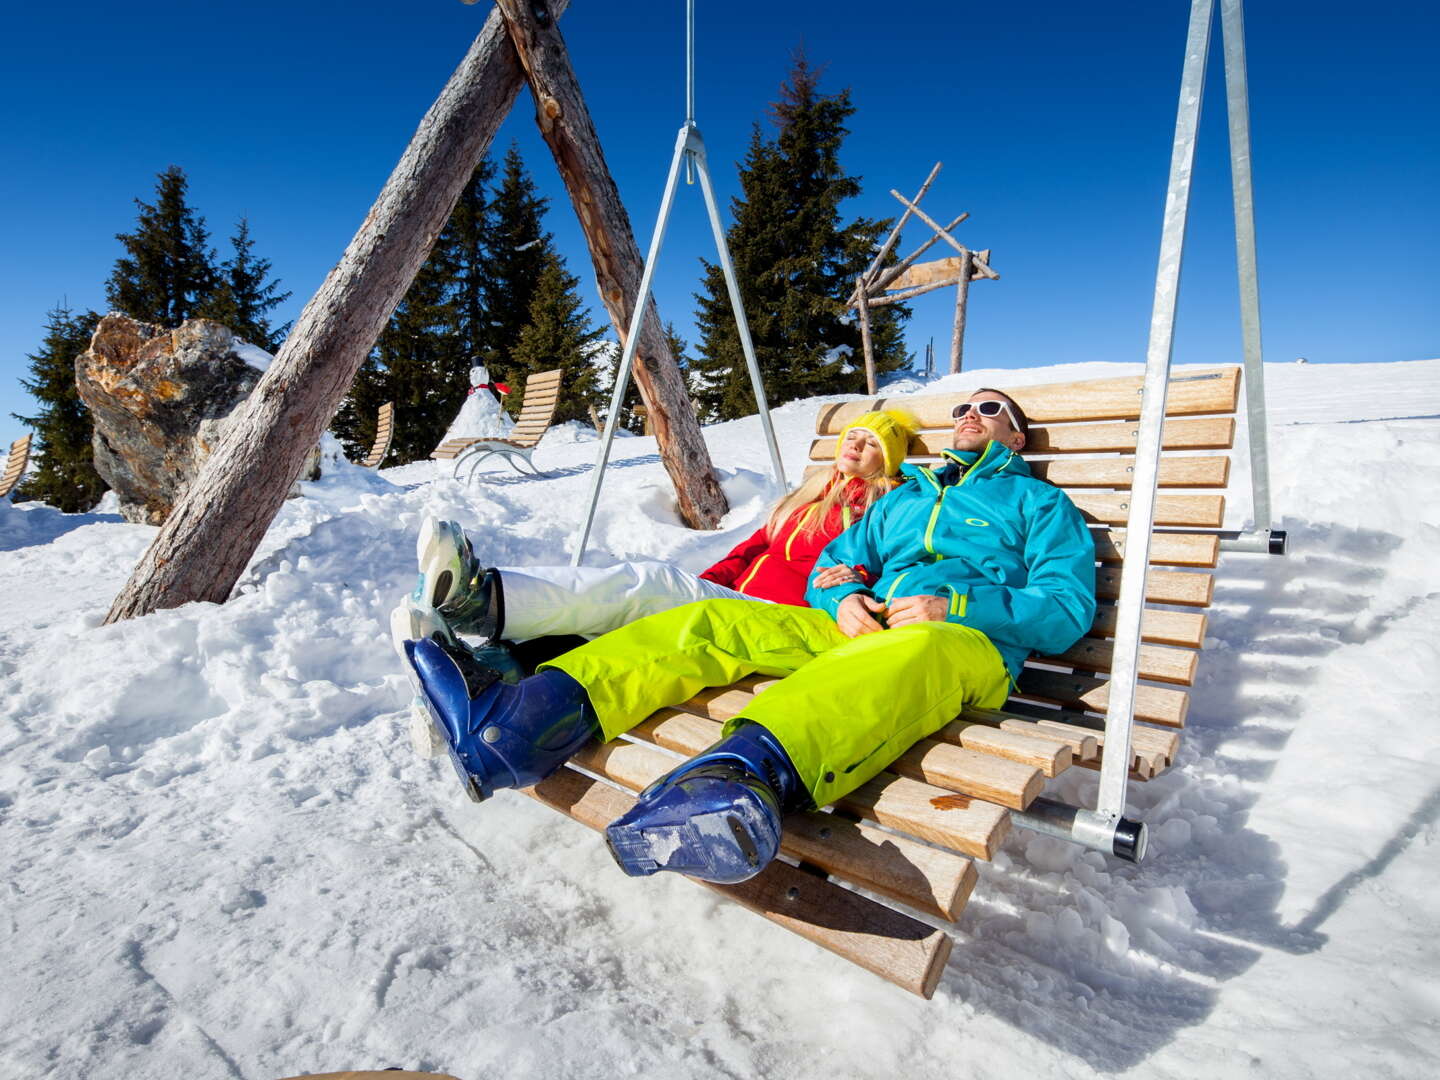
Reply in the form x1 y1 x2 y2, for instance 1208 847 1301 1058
404 389 1097 885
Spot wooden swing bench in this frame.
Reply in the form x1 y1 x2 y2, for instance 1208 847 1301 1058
525 366 1240 998
430 368 562 479
361 402 395 469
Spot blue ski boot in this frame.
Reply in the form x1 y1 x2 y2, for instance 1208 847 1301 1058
604 722 807 884
404 638 598 802
390 597 522 759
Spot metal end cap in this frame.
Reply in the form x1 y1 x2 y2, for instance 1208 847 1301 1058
1112 817 1148 863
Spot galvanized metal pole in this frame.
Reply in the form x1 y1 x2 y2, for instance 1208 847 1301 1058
1095 0 1213 826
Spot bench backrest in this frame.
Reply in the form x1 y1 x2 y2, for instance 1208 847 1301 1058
362 402 395 469
807 367 1240 744
1 433 33 499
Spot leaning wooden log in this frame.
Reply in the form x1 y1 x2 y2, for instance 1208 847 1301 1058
861 276 965 309
105 1 575 622
495 0 728 529
850 212 969 304
859 161 942 285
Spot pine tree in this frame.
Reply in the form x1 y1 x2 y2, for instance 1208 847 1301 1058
483 143 553 388
510 255 605 424
334 239 464 465
195 218 292 350
691 53 909 420
444 156 499 368
12 305 106 512
106 166 219 326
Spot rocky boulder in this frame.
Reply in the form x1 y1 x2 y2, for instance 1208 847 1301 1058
76 315 276 525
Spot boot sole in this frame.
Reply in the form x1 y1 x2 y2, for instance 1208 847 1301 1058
605 808 764 882
415 517 470 610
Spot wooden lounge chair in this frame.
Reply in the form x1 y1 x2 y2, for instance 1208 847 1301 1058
361 402 395 469
1 433 33 499
430 369 562 480
522 366 1244 997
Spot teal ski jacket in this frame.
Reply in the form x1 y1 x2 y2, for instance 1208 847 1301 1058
805 440 1097 678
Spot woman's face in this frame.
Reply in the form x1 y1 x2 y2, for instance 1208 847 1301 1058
837 428 886 478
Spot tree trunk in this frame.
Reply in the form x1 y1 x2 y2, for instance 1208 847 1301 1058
106 2 571 622
495 0 728 529
949 249 974 374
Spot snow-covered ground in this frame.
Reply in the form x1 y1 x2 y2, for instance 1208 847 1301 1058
2 359 1438 1080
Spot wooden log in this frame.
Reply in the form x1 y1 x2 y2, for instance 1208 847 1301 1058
104 1 575 621
525 766 953 998
886 256 971 291
853 212 969 302
949 249 974 374
814 367 1241 430
859 276 966 309
859 161 942 285
856 280 877 395
494 0 728 530
569 738 977 921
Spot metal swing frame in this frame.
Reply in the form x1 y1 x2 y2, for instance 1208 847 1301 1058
1014 0 1286 860
572 0 786 566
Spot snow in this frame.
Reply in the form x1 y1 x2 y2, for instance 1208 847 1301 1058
3 359 1439 1079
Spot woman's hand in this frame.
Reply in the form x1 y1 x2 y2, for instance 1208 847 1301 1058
813 563 862 588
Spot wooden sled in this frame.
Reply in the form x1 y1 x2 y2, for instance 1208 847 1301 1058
431 369 562 480
525 366 1245 997
1 432 33 499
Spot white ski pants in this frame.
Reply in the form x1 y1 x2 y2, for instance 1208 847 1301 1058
497 561 768 640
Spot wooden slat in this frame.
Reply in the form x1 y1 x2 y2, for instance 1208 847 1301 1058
1038 718 1180 770
525 767 952 998
932 720 1073 776
1070 492 1225 528
1015 669 1189 728
1041 635 1198 686
634 710 1011 860
1091 604 1208 648
815 367 1240 431
811 416 1236 459
1096 566 1214 607
1032 455 1230 489
1093 529 1219 568
996 718 1099 761
571 738 977 921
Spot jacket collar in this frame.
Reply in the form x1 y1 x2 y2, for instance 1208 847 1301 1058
901 440 1029 491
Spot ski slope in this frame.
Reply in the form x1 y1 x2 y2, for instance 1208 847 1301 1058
2 358 1438 1079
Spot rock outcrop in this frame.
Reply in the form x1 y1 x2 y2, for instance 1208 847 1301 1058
76 315 269 525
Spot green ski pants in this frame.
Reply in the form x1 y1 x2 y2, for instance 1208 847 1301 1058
540 598 1010 807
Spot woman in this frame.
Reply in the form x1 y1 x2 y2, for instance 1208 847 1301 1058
392 408 918 650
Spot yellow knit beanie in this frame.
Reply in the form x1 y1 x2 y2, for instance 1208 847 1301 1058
835 409 920 476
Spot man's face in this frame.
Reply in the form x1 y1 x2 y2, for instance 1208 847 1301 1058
951 392 1025 454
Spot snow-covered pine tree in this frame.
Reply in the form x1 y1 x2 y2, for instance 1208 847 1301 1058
195 218 292 351
12 305 106 511
691 53 909 420
510 254 605 423
106 166 220 327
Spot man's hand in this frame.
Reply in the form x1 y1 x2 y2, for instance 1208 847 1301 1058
813 564 862 588
885 594 950 628
837 594 888 637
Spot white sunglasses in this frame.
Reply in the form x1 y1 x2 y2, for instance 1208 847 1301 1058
952 399 1021 429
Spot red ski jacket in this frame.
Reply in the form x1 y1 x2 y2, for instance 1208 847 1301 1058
699 477 880 607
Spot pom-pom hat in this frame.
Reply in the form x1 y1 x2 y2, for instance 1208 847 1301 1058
835 409 920 476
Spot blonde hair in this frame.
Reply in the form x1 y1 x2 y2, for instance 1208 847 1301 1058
762 417 915 540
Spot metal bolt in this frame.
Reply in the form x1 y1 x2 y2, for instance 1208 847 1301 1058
482 726 501 744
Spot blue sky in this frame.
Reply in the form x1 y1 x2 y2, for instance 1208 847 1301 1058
3 0 1436 434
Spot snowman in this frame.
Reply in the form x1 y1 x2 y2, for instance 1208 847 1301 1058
441 364 516 442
